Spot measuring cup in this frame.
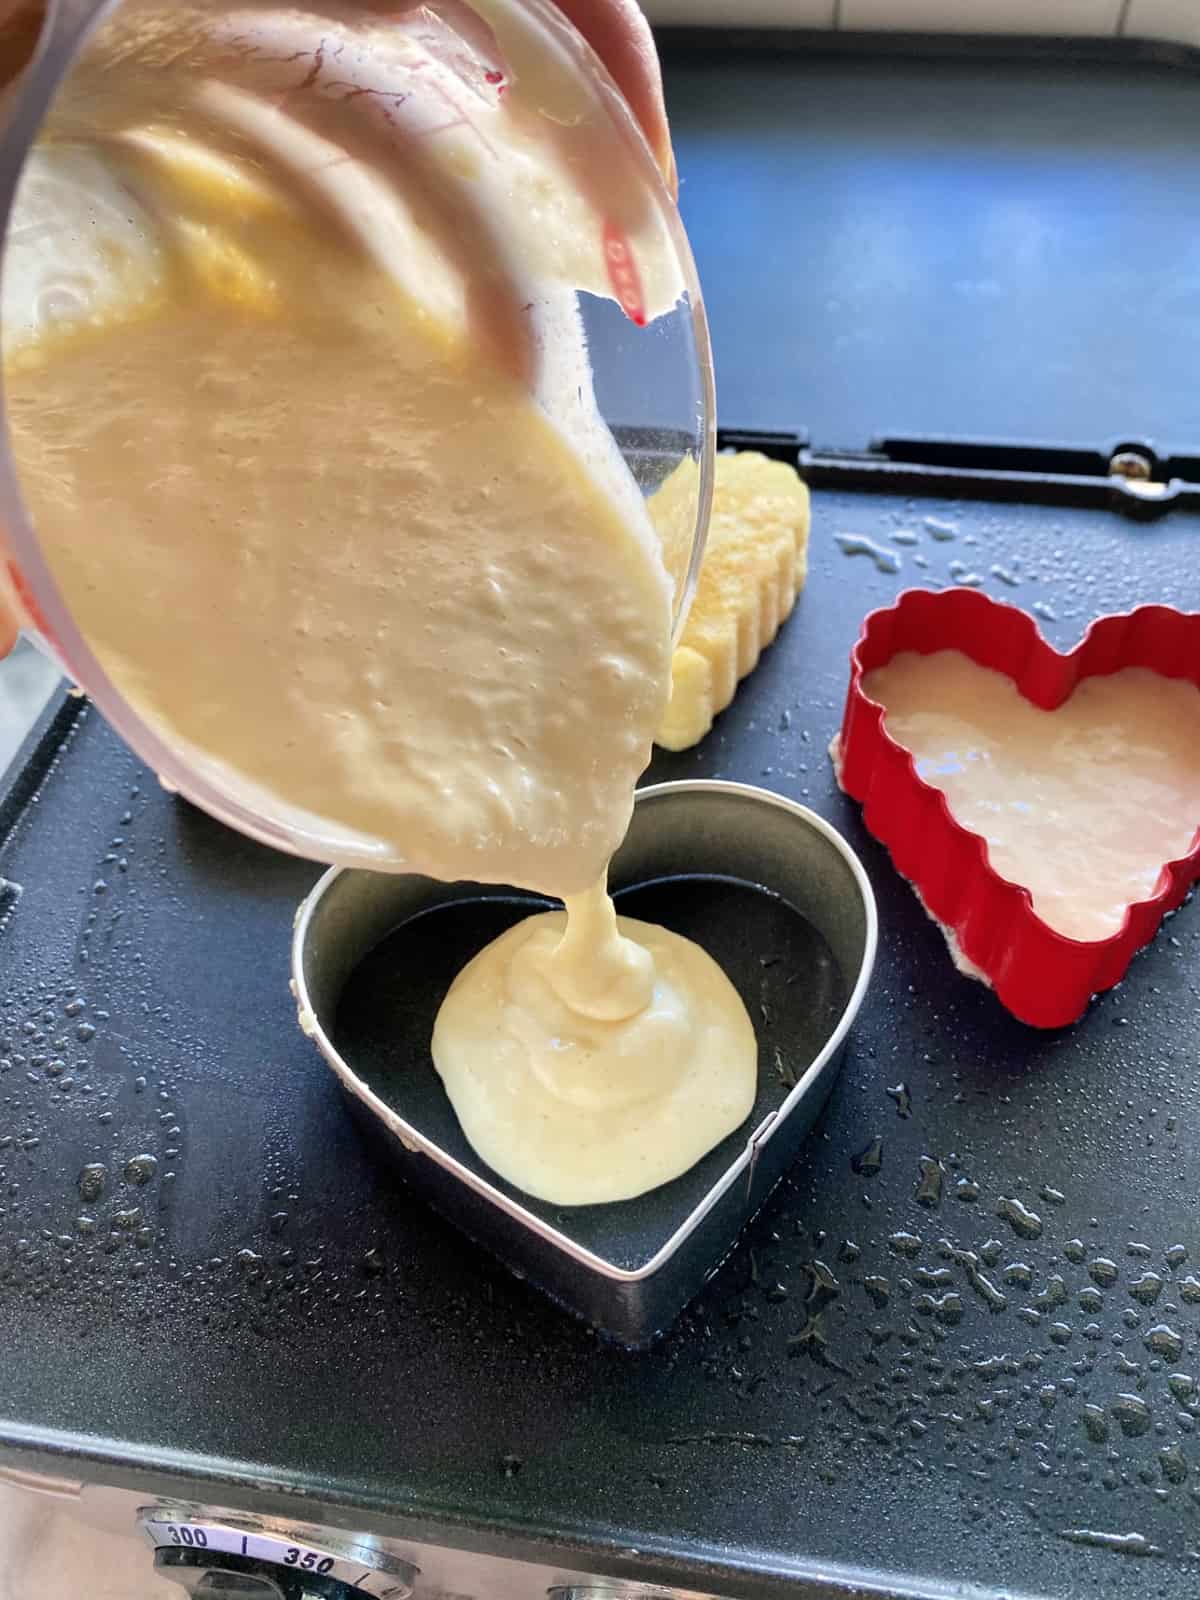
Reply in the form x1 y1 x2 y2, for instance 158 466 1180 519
0 0 714 868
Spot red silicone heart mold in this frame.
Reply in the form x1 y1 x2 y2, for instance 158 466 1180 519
835 589 1200 1028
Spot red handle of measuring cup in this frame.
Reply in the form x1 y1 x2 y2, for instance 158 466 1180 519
0 523 58 655
0 525 27 654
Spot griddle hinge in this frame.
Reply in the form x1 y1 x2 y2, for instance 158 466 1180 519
718 427 1199 521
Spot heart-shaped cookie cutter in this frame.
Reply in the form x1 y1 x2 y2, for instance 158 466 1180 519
835 589 1200 1028
293 780 877 1345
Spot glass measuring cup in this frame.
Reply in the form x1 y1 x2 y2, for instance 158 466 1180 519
0 0 714 869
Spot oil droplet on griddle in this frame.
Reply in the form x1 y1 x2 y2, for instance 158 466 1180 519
1129 1271 1163 1305
851 1135 883 1176
996 1196 1043 1239
915 1157 944 1208
885 1082 912 1119
1144 1324 1184 1362
834 534 901 576
924 517 957 542
1111 1394 1152 1437
77 1163 106 1202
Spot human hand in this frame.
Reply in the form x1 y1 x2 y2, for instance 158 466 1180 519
556 0 675 195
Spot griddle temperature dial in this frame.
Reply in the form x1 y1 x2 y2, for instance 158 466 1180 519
139 1506 417 1600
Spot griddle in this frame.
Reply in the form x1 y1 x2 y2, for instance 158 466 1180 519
1 31 1199 1600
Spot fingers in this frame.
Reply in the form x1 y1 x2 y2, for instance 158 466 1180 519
0 597 18 660
194 62 539 387
552 0 675 195
0 0 44 91
106 9 541 388
0 0 673 182
29 0 673 394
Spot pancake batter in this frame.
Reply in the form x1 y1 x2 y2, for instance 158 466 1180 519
433 883 757 1205
3 1 757 1206
865 650 1200 941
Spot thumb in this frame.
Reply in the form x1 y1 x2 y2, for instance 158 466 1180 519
552 0 675 197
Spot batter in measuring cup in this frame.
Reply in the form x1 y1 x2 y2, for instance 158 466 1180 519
2 2 757 1205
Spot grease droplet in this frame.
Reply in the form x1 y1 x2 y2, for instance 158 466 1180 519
851 1135 883 1176
1129 1272 1163 1306
915 1156 945 1209
888 1231 922 1258
1111 1394 1152 1438
123 1154 158 1186
1145 1323 1183 1362
924 516 957 541
835 534 901 575
77 1163 106 1203
913 1291 963 1325
1160 1444 1189 1485
1057 1530 1160 1557
886 1082 912 1119
1081 1405 1109 1444
1034 1275 1068 1313
996 1196 1042 1239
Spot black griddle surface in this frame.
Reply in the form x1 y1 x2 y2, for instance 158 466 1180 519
664 40 1200 451
4 37 1200 1600
0 490 1198 1600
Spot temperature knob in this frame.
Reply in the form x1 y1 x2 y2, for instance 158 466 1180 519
139 1506 417 1600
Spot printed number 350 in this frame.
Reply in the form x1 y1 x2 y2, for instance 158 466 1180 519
285 1548 336 1574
